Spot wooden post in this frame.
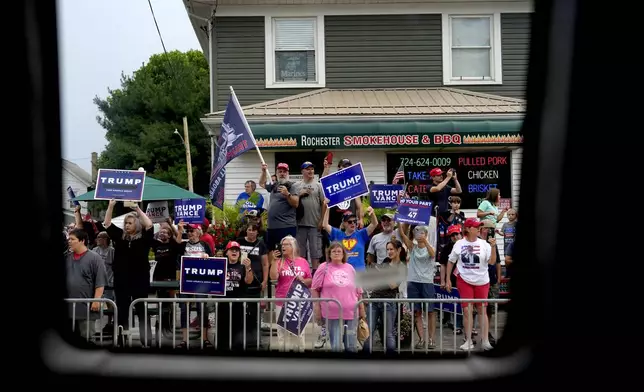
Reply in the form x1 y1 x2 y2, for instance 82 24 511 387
183 116 194 192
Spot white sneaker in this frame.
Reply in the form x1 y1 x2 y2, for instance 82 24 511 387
314 333 326 349
460 340 474 351
481 340 494 351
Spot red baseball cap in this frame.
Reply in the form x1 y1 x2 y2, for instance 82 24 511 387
187 223 201 230
463 218 483 228
277 163 289 171
226 241 241 250
447 225 462 235
429 168 443 177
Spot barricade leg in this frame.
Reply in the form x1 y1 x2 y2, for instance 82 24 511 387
343 319 358 353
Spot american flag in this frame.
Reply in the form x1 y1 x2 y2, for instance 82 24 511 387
392 162 405 184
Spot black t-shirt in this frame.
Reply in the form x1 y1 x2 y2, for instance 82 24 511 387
106 225 154 287
225 262 248 298
328 198 359 228
428 185 452 216
236 237 267 291
152 239 182 280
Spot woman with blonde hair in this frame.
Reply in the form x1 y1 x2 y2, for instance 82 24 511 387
311 242 366 353
269 235 312 351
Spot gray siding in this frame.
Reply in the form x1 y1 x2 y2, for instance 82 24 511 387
214 16 316 109
213 13 530 109
460 13 531 98
325 15 443 88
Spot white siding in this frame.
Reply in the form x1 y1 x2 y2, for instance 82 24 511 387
224 151 276 206
323 150 388 184
223 149 387 205
62 168 90 219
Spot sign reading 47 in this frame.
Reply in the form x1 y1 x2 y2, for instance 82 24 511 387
394 198 432 226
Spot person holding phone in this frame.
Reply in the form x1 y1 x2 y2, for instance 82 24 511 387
258 162 299 266
269 235 312 351
429 168 462 216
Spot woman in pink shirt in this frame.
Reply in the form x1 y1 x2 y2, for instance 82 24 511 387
312 242 366 353
269 235 312 351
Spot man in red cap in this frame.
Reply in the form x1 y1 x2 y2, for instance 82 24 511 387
428 167 462 216
258 162 299 264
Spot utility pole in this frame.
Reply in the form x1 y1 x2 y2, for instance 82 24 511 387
182 116 194 192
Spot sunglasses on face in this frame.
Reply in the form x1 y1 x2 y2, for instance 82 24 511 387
346 220 357 224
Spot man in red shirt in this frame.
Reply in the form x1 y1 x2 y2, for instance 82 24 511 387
200 217 216 252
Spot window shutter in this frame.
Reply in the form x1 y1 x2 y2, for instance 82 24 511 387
274 19 315 51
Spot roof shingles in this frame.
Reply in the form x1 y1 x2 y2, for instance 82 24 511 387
208 88 525 119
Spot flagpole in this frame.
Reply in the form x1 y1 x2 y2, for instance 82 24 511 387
229 86 272 181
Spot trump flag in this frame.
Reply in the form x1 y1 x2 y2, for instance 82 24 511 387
209 89 257 209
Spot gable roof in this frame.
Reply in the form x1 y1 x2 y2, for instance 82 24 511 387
62 159 92 185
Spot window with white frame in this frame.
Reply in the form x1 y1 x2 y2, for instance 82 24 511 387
442 14 502 85
265 16 325 88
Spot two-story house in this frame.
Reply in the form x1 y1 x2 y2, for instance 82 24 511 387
183 0 531 213
62 159 92 225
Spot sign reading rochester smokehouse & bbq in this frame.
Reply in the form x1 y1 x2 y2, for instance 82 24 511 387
387 152 512 210
254 132 523 149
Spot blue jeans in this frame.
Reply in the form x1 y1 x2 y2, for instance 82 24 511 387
178 294 210 329
327 319 357 353
362 302 398 353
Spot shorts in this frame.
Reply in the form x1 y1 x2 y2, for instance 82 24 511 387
406 281 436 312
456 275 489 309
487 283 500 315
265 227 297 252
296 226 323 260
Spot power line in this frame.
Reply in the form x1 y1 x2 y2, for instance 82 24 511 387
147 0 178 80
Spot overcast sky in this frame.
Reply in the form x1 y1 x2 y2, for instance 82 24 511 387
58 0 201 173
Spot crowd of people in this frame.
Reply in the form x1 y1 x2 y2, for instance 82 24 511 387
64 157 517 352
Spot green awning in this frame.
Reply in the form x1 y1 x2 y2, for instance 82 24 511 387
243 119 524 149
73 176 205 202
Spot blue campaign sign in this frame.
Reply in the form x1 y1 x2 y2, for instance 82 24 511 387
394 198 432 225
320 162 369 208
174 198 206 224
370 184 404 208
434 284 462 314
277 280 314 337
180 257 228 296
94 169 146 201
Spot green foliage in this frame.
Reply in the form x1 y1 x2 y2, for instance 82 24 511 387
361 196 395 226
94 50 211 195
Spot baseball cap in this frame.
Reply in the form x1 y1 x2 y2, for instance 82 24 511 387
277 163 289 171
429 168 443 177
226 241 241 250
447 225 462 236
338 158 352 168
342 212 357 222
245 209 259 217
187 223 201 230
381 213 394 220
463 218 483 228
301 161 315 169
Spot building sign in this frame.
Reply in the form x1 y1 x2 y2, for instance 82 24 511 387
386 152 512 210
254 132 523 149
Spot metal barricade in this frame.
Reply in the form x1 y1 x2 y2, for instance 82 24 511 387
65 298 119 347
355 298 510 354
128 297 343 351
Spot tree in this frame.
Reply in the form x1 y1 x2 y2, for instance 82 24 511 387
94 50 211 195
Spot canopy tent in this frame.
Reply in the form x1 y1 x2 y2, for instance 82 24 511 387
73 176 205 201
